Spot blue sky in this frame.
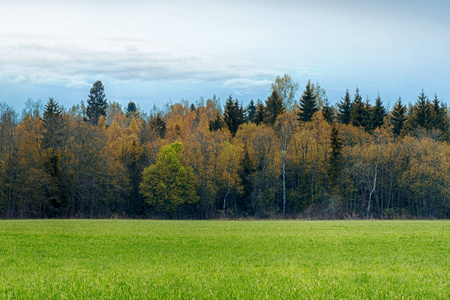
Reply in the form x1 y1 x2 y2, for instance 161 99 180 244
1 0 449 112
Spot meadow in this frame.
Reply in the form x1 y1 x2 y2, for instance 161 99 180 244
0 220 448 299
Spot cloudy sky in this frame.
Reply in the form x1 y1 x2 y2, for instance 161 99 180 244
1 0 449 112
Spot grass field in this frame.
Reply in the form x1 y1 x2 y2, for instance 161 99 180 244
0 220 448 299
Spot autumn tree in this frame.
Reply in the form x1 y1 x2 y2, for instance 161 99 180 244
271 74 299 112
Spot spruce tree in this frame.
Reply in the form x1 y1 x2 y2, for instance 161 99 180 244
413 90 431 130
264 90 284 126
350 87 365 128
329 124 342 185
209 112 223 132
43 97 64 150
372 94 386 130
246 100 256 123
391 97 407 137
322 98 334 124
223 96 244 136
150 114 167 139
297 80 318 123
337 89 352 125
86 80 108 125
254 101 265 126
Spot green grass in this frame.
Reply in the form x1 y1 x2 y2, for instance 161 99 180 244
0 220 448 299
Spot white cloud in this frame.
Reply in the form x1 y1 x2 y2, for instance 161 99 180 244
0 36 277 87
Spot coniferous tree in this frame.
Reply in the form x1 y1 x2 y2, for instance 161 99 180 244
43 98 64 150
329 124 342 185
350 88 365 128
372 94 386 130
297 80 318 123
209 112 223 132
254 101 265 126
364 98 373 132
264 90 284 126
246 100 256 123
391 97 407 137
223 96 244 136
86 80 108 125
150 114 166 139
413 90 432 130
337 89 352 125
237 146 255 214
125 101 138 118
322 98 334 124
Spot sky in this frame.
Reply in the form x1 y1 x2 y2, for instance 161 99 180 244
0 0 449 113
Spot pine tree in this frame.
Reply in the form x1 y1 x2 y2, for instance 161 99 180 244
209 112 223 132
125 101 138 119
86 80 108 125
430 94 449 139
150 114 167 139
223 96 244 136
413 90 432 130
329 124 342 185
322 98 334 124
363 98 374 132
391 97 407 137
237 146 254 213
264 90 284 126
254 101 265 126
246 100 256 123
43 97 64 150
372 94 386 130
337 89 352 125
297 80 318 123
350 88 366 128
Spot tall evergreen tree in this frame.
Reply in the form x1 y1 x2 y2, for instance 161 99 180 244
391 97 407 137
322 98 334 124
125 101 138 118
209 112 223 132
223 96 244 136
150 114 167 139
86 80 108 125
264 90 284 126
254 101 265 126
413 90 432 130
337 89 352 125
372 94 386 130
329 124 342 186
246 100 257 123
297 80 318 123
43 98 64 150
350 87 366 128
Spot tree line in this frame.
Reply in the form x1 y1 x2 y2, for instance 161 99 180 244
0 76 449 219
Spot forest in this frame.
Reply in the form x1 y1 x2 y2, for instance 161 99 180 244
0 75 449 219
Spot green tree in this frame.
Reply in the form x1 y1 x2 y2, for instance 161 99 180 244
86 80 108 125
223 96 244 136
329 124 342 185
391 97 407 137
337 89 352 125
140 142 199 213
413 90 431 130
322 98 334 124
254 101 265 126
209 112 223 132
264 90 284 126
372 94 386 130
297 80 318 123
350 88 365 128
246 100 256 123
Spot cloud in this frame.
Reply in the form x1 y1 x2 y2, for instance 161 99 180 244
0 36 277 87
